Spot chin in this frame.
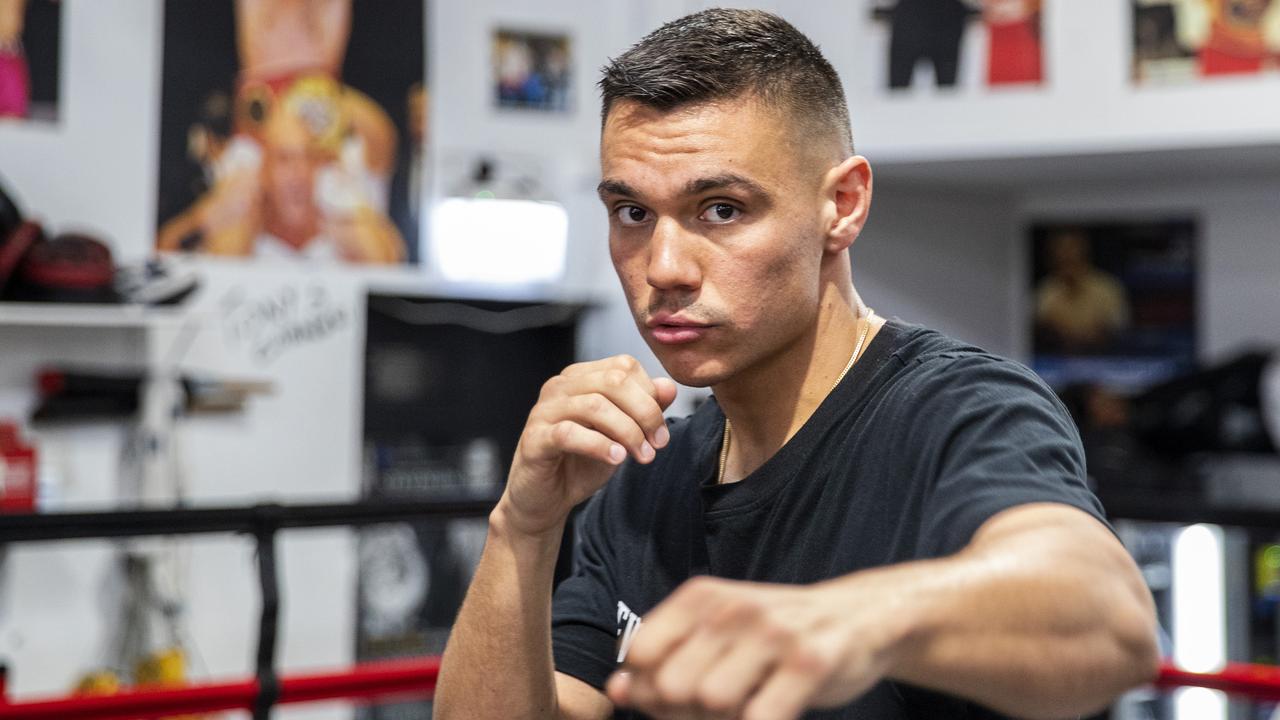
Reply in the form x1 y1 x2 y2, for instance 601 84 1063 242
651 349 731 389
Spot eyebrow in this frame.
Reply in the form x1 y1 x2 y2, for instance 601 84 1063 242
682 173 768 198
596 173 770 203
597 179 639 201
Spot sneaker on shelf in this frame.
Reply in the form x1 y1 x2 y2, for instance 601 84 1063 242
115 258 200 306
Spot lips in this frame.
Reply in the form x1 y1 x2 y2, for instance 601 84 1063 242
646 313 713 345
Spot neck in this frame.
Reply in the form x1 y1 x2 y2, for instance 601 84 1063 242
713 278 871 482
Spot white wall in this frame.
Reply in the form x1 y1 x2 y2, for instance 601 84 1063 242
855 185 1019 356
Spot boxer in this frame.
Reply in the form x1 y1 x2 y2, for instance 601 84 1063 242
437 10 1159 720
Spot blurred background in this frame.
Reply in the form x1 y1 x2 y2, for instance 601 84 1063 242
0 1 1279 719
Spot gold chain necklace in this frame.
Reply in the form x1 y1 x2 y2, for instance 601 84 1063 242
717 310 875 485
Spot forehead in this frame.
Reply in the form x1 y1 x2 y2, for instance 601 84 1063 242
599 97 805 196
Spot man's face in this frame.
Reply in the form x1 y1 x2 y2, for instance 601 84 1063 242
599 96 834 387
1048 231 1091 282
262 110 320 241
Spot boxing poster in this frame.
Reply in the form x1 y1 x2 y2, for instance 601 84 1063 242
0 0 60 123
1133 0 1280 84
867 0 1044 91
1030 219 1198 391
155 0 426 264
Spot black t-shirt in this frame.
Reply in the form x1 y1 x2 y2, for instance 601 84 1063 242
551 319 1107 719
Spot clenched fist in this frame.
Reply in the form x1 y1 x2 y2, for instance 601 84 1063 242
498 355 679 538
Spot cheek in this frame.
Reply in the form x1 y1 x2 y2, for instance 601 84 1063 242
609 238 648 302
717 242 819 331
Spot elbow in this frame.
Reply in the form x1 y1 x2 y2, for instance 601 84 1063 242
1112 555 1163 689
1115 598 1163 689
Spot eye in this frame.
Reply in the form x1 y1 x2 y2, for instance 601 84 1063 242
615 205 652 226
699 203 741 224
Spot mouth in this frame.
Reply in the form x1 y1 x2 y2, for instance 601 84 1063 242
646 313 714 345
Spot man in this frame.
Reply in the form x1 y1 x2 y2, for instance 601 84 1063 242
1198 0 1276 76
886 0 973 89
1034 228 1130 355
983 0 1043 86
437 9 1159 720
156 0 405 263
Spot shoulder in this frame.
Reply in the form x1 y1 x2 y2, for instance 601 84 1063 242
1086 270 1127 296
875 321 1066 419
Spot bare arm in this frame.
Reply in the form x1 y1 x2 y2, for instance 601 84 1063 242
887 503 1159 717
610 503 1159 720
435 356 677 720
435 508 611 720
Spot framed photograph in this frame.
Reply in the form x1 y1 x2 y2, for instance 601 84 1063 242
1133 0 1280 84
1030 219 1197 391
867 0 1043 91
0 0 61 123
155 0 426 265
492 28 571 112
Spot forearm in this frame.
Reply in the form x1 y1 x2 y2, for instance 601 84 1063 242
435 504 564 720
873 510 1159 718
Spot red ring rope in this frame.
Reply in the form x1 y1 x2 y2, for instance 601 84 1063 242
0 657 439 720
0 657 1278 719
1155 660 1280 701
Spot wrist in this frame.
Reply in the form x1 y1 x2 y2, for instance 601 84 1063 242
489 497 567 550
819 560 949 676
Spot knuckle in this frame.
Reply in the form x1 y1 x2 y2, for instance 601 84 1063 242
678 576 714 602
625 637 655 667
539 375 563 399
614 354 639 371
550 420 576 446
654 675 690 707
757 616 793 646
786 645 833 677
709 598 759 630
604 368 629 388
579 393 605 414
696 684 737 714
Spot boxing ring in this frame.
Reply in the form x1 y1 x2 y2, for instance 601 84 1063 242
0 496 1276 718
0 656 1275 719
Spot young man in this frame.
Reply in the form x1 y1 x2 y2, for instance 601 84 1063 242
436 9 1159 720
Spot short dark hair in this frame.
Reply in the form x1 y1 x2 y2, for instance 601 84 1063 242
599 8 853 155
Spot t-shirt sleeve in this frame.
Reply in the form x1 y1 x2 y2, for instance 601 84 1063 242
550 489 621 691
912 354 1108 559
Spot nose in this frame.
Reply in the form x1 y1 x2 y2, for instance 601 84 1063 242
646 217 702 291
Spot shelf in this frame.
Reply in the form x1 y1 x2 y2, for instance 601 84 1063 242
0 302 189 329
872 142 1280 193
359 265 600 306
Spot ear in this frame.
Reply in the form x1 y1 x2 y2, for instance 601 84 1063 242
821 155 873 255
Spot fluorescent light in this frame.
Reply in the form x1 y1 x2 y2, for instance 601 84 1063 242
430 198 568 285
1172 523 1226 720
1174 688 1227 720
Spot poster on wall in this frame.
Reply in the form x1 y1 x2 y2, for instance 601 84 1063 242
493 28 572 112
0 0 60 123
1030 219 1197 392
867 0 1043 91
155 0 426 265
1134 0 1280 83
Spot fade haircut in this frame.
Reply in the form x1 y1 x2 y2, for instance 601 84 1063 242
599 8 854 155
